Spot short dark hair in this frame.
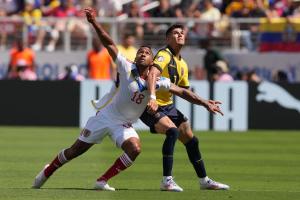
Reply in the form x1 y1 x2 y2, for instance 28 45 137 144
166 24 185 37
138 45 153 55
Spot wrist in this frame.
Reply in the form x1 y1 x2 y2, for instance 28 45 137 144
150 94 156 100
203 100 209 108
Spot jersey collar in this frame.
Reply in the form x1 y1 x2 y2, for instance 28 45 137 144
166 45 181 60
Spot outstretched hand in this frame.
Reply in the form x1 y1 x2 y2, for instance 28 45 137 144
83 7 96 23
205 100 224 116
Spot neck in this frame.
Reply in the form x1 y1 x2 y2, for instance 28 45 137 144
168 45 182 58
123 44 130 49
137 65 149 79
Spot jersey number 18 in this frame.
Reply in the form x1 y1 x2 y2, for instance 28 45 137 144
131 91 145 104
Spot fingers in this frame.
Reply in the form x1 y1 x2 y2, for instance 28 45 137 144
147 104 158 115
84 7 93 12
213 101 222 105
208 104 224 116
146 100 158 115
209 100 222 105
83 7 95 16
215 108 224 116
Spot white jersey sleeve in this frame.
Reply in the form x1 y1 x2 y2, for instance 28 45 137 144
115 52 133 74
156 77 171 91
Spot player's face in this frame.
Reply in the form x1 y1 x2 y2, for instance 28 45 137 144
135 47 153 67
167 28 185 47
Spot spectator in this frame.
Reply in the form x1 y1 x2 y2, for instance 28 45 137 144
29 0 60 51
87 39 116 80
235 70 248 81
210 65 220 81
200 39 224 81
284 0 300 18
7 39 35 79
210 61 233 82
33 0 89 52
215 60 233 81
266 1 283 19
199 0 222 20
184 0 200 17
151 0 177 17
22 0 47 49
116 33 137 62
40 0 61 16
0 0 19 15
249 0 268 17
225 0 254 16
14 59 38 80
126 1 146 40
196 0 222 37
0 0 19 50
231 0 267 51
59 64 85 81
179 0 195 16
0 4 7 50
247 70 261 83
148 0 178 34
96 0 122 17
273 70 289 82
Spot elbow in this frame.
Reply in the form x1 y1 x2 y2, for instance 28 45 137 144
150 65 161 76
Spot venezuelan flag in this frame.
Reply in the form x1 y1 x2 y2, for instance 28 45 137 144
259 18 300 52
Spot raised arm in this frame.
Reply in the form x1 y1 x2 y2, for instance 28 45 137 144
146 66 162 114
84 8 118 60
169 83 224 116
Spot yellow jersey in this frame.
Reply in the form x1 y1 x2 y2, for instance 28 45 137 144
153 46 190 106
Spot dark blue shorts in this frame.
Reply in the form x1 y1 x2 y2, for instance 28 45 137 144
140 104 188 133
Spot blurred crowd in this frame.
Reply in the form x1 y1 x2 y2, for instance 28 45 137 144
1 0 298 82
5 33 293 83
2 0 300 19
1 0 300 51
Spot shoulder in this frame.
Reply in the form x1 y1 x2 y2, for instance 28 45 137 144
154 49 171 63
87 50 94 57
155 48 171 57
129 46 137 51
10 48 17 56
101 48 110 56
116 45 123 50
24 48 34 57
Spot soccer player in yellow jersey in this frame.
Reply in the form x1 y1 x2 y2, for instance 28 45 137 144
140 24 230 191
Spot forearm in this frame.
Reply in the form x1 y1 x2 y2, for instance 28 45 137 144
148 67 161 96
90 20 117 59
170 85 208 108
148 73 157 96
182 89 208 107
